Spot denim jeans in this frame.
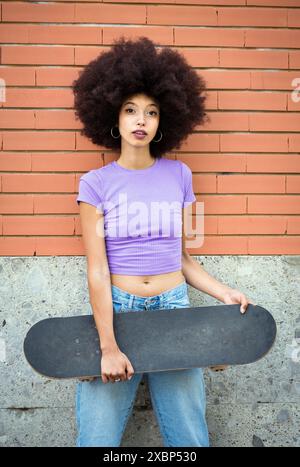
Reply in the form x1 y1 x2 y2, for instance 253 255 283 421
76 280 209 447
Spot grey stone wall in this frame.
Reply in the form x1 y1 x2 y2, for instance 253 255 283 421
1 256 299 447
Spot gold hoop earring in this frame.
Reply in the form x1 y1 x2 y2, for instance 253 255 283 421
111 126 121 139
152 129 163 143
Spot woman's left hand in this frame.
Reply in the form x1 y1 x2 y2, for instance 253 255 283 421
221 287 256 314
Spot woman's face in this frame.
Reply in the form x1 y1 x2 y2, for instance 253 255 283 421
118 93 160 147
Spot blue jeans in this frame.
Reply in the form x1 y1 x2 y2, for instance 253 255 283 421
76 280 209 447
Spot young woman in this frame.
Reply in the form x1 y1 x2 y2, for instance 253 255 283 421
73 36 254 447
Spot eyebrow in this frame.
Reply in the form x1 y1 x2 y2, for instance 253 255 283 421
124 101 159 108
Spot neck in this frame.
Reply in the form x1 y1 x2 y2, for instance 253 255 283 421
117 151 155 170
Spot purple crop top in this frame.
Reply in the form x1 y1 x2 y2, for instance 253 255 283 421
76 157 196 275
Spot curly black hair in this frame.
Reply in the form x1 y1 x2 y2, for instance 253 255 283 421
72 36 208 159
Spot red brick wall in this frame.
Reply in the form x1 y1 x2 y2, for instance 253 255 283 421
0 0 299 256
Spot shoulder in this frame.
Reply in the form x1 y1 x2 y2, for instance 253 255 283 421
79 163 113 185
159 157 182 173
178 160 192 176
159 158 192 184
79 169 98 185
163 158 191 174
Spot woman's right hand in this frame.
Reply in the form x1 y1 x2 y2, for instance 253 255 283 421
101 347 135 384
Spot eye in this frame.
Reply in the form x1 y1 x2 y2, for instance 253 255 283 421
125 108 158 116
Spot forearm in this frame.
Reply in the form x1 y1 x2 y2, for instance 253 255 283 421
181 254 231 302
87 272 118 351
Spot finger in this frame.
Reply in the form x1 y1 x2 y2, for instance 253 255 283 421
240 297 248 314
105 373 114 383
110 374 122 383
109 374 116 383
101 374 108 384
126 362 135 380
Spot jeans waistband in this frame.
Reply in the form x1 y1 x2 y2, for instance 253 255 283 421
111 280 188 306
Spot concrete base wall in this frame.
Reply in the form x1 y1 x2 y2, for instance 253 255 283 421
1 256 299 447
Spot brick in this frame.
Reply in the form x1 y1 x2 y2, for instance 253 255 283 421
196 236 248 254
0 237 36 255
289 51 300 69
192 174 217 193
246 29 300 48
2 173 75 193
220 49 289 69
35 236 84 255
218 215 287 234
0 194 34 214
103 27 173 45
220 133 288 152
35 110 80 130
2 2 75 22
31 153 103 172
0 24 29 43
248 236 300 255
2 88 74 108
202 70 251 89
199 195 247 214
180 133 219 152
36 67 79 86
147 5 217 25
0 153 31 171
0 67 35 86
174 48 219 68
175 27 244 46
287 8 300 27
74 46 106 66
0 109 35 128
249 113 300 132
203 91 218 110
104 0 245 3
246 154 300 173
201 111 248 131
29 25 102 45
286 175 300 193
75 4 146 24
2 131 75 151
33 195 80 214
288 92 300 113
248 195 300 214
218 7 287 26
247 0 300 6
218 91 287 110
287 216 300 234
289 134 300 151
218 174 285 193
75 132 102 151
178 154 247 172
251 71 300 90
3 215 74 235
2 45 74 65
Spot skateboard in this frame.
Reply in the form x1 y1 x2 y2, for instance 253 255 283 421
23 304 276 379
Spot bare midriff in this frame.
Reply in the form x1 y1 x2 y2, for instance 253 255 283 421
110 270 186 297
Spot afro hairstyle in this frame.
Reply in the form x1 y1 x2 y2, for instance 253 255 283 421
72 36 208 159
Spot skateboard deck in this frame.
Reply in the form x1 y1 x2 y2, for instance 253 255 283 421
23 304 276 379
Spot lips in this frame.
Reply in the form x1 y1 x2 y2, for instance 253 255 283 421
133 130 147 135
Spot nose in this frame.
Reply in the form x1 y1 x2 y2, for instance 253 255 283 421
136 113 146 125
